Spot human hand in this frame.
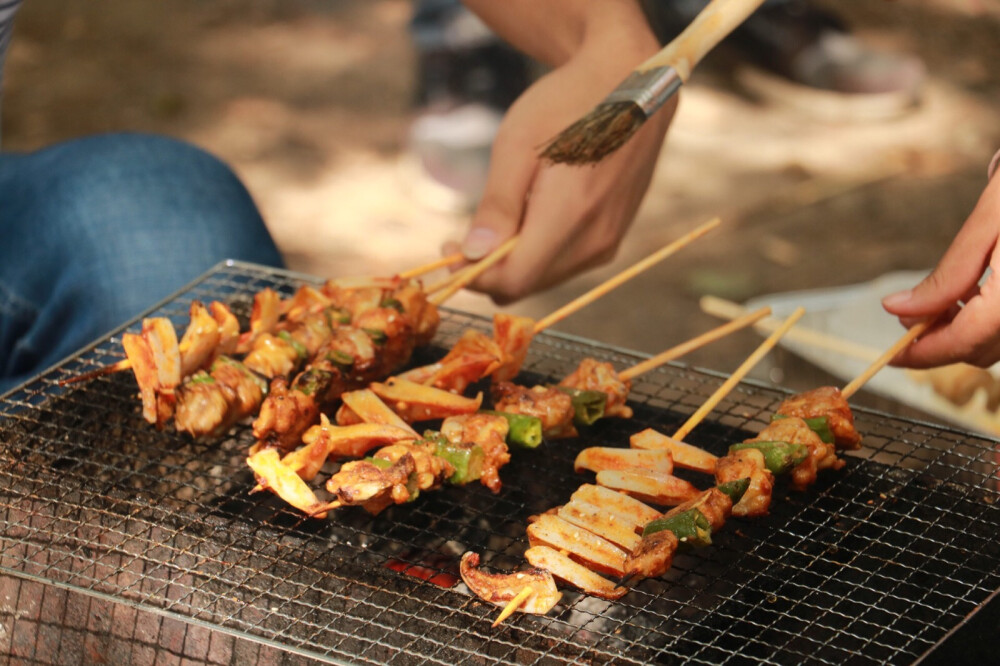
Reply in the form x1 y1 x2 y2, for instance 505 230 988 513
442 25 674 304
882 173 1000 368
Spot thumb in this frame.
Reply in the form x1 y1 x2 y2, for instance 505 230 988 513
460 119 540 260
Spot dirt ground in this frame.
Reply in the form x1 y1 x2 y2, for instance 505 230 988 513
5 0 1000 419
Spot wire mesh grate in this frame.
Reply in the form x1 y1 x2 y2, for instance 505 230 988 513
1 261 999 665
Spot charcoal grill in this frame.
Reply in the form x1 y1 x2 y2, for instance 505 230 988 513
1 261 999 665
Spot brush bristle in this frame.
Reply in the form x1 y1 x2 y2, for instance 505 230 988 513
541 103 646 166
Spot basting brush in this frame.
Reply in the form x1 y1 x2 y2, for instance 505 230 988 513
542 0 766 166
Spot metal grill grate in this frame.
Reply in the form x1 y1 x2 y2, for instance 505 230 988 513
2 261 999 665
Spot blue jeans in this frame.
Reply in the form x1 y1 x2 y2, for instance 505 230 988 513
0 133 284 393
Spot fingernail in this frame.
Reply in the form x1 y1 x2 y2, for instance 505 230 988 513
462 228 498 260
882 289 913 309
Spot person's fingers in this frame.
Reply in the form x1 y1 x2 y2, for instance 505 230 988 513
882 187 1000 317
891 285 1000 368
460 114 540 261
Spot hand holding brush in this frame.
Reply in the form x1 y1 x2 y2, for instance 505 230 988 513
543 0 767 165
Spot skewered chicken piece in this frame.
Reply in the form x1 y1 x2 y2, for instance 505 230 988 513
745 415 844 491
319 411 511 514
490 382 578 439
559 358 633 419
491 307 775 439
176 278 439 444
774 386 861 450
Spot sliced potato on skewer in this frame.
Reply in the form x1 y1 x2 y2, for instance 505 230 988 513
570 484 662 531
526 514 627 577
370 377 483 423
595 469 701 506
574 446 673 475
557 500 641 551
338 388 419 436
630 428 718 474
525 546 627 600
247 448 329 518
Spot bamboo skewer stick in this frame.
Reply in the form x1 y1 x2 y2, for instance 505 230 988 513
493 586 536 628
542 0 767 165
618 305 771 381
533 217 721 334
842 319 933 399
427 237 520 306
397 252 465 280
700 295 881 363
59 358 131 385
673 307 805 441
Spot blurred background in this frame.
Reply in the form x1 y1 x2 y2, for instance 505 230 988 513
5 0 1000 422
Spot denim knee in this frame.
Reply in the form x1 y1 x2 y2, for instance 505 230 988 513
0 133 285 387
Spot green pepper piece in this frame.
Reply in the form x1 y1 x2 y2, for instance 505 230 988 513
771 413 834 444
481 410 543 449
277 330 308 360
729 441 810 475
292 368 333 397
362 328 387 345
325 349 355 369
433 438 485 485
325 306 352 327
380 297 404 313
716 477 751 503
642 508 713 548
555 387 607 426
187 370 216 385
364 456 420 501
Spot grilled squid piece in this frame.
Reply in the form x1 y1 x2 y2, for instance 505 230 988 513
491 313 536 384
123 318 182 426
397 329 503 394
459 552 562 617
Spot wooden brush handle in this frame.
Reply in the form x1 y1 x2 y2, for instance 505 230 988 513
640 0 767 81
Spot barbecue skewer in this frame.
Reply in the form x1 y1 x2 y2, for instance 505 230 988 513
397 252 465 280
427 237 520 305
541 0 767 165
402 217 724 398
491 310 925 623
619 305 771 381
534 217 720 332
674 307 806 441
258 307 774 518
489 307 804 625
61 249 507 388
700 295 882 363
841 319 933 399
